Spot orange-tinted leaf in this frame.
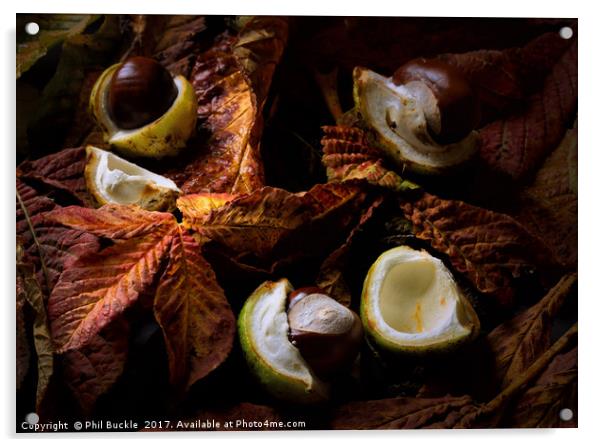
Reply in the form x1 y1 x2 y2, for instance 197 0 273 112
166 50 260 194
321 126 418 192
479 41 577 180
154 228 235 389
46 204 174 240
400 192 558 307
506 346 577 428
487 273 576 389
515 126 577 268
61 319 129 414
48 231 172 353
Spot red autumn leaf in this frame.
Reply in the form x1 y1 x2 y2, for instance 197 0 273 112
505 346 577 428
47 204 235 390
16 179 100 294
178 183 372 272
514 125 577 268
478 41 577 180
154 228 236 388
400 192 558 307
487 273 576 389
321 125 419 192
61 319 129 414
17 147 91 205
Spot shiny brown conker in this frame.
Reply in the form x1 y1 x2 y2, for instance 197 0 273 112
108 57 178 130
393 58 480 145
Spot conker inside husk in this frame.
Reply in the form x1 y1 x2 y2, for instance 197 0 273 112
393 58 479 145
108 57 178 130
287 290 363 378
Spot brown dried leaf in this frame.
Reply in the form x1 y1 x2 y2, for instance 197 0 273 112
61 319 129 414
479 41 577 180
330 394 480 429
154 228 235 389
16 245 54 409
16 271 31 391
506 346 577 428
316 195 384 306
515 126 577 268
178 183 371 272
487 273 576 389
321 126 418 192
400 192 558 307
232 16 288 107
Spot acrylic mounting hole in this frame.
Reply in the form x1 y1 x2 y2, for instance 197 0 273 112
559 26 573 39
24 412 40 425
559 408 574 421
25 22 40 36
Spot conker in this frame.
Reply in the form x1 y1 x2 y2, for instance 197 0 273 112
287 291 363 378
393 58 479 145
108 57 178 130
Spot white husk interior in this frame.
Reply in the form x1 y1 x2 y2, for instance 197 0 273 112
366 246 472 346
249 280 318 389
89 146 179 204
357 69 478 169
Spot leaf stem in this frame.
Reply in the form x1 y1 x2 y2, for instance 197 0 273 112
16 188 51 295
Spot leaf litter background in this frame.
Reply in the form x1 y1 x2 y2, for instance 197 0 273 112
16 15 577 430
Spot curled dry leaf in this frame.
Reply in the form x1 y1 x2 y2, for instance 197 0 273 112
165 18 287 195
16 245 54 409
478 41 577 180
16 276 30 390
178 183 372 272
61 319 129 414
514 125 577 268
46 204 235 390
321 125 419 192
400 192 558 307
487 273 576 389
